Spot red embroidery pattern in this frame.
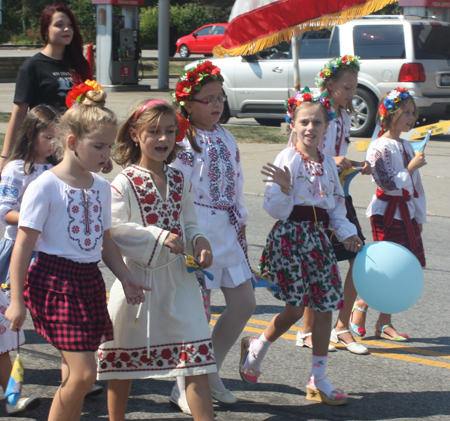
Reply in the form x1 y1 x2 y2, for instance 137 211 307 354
98 339 215 373
122 166 184 238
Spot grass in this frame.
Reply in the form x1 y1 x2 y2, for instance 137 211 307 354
0 113 11 123
224 124 289 143
140 60 186 76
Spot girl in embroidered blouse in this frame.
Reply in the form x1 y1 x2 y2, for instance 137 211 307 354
239 90 363 406
170 61 256 410
0 104 59 416
96 100 216 421
351 88 426 341
5 87 149 421
297 56 371 355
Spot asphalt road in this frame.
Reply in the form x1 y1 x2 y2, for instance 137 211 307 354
0 138 449 421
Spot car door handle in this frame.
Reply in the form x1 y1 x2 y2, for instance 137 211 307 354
272 67 283 73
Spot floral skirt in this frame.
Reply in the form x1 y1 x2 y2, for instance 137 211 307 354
259 220 344 312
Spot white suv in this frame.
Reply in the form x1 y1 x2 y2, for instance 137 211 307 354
187 15 450 137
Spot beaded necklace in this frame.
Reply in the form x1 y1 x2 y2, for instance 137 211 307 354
294 145 324 176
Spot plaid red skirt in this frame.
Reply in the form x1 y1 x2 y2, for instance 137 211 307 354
371 215 426 267
24 252 114 352
329 195 366 262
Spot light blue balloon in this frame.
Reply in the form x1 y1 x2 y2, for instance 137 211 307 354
352 241 424 314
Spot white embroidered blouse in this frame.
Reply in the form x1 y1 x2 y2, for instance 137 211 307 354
320 109 352 160
366 136 426 223
263 147 357 242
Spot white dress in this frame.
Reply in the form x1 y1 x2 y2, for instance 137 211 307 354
320 109 352 160
171 125 252 289
97 165 216 380
0 160 52 354
366 136 426 223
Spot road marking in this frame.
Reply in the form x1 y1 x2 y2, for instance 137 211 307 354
210 314 450 369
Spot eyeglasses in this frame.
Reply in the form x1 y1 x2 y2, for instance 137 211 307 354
192 95 227 106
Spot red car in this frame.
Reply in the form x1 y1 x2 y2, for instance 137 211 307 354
176 23 228 58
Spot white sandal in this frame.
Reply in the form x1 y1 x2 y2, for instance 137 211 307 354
330 328 369 355
296 331 337 352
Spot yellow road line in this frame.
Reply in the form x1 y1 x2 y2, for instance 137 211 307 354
210 314 450 369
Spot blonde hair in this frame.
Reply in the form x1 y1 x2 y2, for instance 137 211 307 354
59 90 116 146
320 66 359 114
293 101 330 126
115 100 181 167
376 94 418 132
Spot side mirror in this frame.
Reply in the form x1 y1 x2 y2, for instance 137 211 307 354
193 32 198 38
242 54 258 62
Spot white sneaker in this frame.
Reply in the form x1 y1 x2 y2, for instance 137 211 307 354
330 328 369 355
169 383 192 415
210 384 238 404
296 331 337 352
6 396 41 415
85 383 103 398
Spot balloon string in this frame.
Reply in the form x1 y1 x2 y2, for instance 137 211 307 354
289 188 336 241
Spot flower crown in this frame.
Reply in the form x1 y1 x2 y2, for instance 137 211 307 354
176 114 190 143
378 87 415 120
171 61 224 106
66 79 103 108
315 55 361 88
285 87 335 123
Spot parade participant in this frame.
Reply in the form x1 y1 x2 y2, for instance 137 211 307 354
351 88 426 340
97 99 216 421
170 61 256 412
239 88 363 406
5 86 149 421
298 55 370 354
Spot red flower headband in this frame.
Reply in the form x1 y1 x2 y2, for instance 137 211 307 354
171 61 224 106
66 79 103 108
133 100 189 143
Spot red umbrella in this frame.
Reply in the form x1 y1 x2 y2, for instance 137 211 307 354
213 0 398 57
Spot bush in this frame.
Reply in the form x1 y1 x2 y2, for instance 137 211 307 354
140 3 214 48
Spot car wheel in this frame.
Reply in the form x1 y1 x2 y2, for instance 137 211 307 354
219 101 230 124
179 45 190 58
351 88 377 138
255 118 282 127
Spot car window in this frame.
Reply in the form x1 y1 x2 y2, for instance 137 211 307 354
353 24 405 59
412 23 450 60
196 26 212 36
212 25 226 35
297 28 339 58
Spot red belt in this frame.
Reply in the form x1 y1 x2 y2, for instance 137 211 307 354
376 188 419 252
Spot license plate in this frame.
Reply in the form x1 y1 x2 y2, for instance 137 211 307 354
441 75 450 86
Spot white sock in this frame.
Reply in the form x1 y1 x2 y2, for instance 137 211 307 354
243 331 273 372
310 354 334 397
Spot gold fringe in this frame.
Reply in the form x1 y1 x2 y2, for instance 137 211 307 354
213 0 398 57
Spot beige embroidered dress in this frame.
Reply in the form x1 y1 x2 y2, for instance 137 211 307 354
97 165 216 380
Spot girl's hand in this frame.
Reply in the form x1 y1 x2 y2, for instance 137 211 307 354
418 223 423 233
343 235 364 253
334 156 352 170
164 233 185 254
361 161 372 175
408 152 427 174
101 158 114 174
121 277 152 305
5 301 27 332
194 237 213 269
261 163 291 193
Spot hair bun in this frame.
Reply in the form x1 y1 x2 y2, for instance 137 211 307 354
82 90 107 107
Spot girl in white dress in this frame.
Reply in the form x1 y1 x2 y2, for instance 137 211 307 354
352 88 426 340
298 56 370 355
0 104 59 416
6 86 148 421
239 89 363 406
170 61 256 410
97 100 216 421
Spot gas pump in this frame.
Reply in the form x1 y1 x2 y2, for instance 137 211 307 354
92 0 143 86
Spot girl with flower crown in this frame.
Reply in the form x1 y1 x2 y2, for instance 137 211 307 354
239 88 363 406
96 100 216 421
170 61 256 412
350 88 426 341
297 56 371 355
6 84 149 421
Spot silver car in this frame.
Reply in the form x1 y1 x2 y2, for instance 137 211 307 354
186 15 450 137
